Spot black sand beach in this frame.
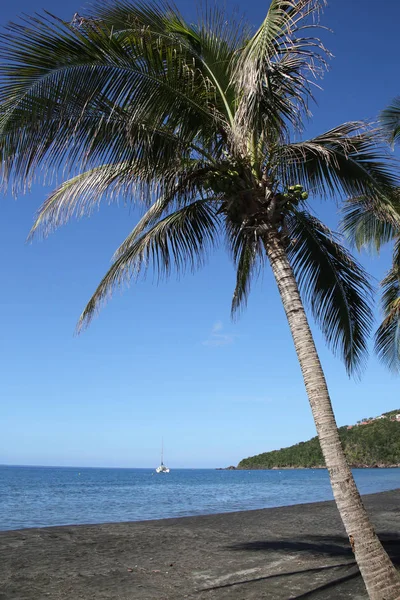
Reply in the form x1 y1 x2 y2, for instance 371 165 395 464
1 489 400 600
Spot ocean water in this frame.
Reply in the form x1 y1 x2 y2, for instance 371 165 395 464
1 465 399 531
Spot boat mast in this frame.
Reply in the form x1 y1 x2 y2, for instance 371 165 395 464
161 438 164 466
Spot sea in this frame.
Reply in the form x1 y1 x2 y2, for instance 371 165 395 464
1 465 400 531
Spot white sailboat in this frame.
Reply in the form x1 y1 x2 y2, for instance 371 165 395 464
155 439 170 473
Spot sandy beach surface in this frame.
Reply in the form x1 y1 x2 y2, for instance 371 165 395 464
1 489 400 600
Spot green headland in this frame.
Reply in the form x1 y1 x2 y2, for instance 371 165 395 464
237 410 400 469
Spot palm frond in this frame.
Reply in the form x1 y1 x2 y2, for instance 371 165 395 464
379 97 400 146
92 0 244 125
227 225 265 317
375 241 400 371
286 209 374 375
233 0 329 141
90 0 179 32
113 163 216 259
341 194 400 252
0 10 222 189
28 163 140 240
277 122 400 199
28 159 215 241
77 199 220 330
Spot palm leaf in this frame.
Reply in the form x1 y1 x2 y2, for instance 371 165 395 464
28 163 142 240
233 0 329 141
93 0 243 125
0 10 221 189
379 97 400 146
28 159 216 241
78 199 220 330
375 241 400 371
277 123 399 199
113 163 217 259
228 226 265 317
285 209 373 375
341 194 400 252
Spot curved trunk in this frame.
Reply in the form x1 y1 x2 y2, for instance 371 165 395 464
264 227 400 600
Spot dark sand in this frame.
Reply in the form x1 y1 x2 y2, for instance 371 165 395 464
1 490 400 600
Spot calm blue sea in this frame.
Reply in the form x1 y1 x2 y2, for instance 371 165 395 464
1 466 399 531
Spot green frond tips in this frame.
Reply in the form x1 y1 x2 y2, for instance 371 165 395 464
340 194 400 253
379 97 400 146
286 210 374 376
77 199 220 332
375 241 400 372
375 272 400 372
229 229 265 318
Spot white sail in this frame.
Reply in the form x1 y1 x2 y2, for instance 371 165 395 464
155 439 170 473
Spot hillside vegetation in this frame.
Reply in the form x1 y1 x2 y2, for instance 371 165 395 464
238 411 400 469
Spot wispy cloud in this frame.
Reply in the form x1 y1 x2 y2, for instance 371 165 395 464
203 321 236 347
212 320 223 333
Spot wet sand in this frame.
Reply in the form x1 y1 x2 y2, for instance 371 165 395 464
1 489 400 600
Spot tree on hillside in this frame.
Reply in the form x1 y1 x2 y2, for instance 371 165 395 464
1 1 400 596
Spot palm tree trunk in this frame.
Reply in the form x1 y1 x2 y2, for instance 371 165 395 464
264 226 400 600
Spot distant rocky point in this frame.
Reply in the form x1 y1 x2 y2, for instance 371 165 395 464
216 465 236 470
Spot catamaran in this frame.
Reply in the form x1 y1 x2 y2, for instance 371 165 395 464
155 440 170 473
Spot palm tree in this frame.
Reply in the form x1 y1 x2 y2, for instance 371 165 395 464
375 101 400 373
341 100 400 373
1 1 400 596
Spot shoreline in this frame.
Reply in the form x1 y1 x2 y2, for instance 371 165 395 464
3 483 400 535
1 489 400 599
234 464 400 470
1 485 400 534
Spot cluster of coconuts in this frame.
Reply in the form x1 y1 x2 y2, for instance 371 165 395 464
204 168 244 195
283 184 308 201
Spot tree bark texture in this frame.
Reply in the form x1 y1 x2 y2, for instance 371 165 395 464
265 227 400 600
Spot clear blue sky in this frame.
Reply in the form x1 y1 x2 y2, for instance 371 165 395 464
1 0 400 468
